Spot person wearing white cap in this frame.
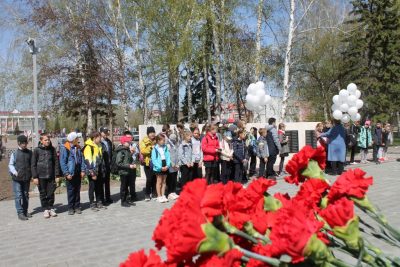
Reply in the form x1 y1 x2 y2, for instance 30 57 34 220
59 131 86 215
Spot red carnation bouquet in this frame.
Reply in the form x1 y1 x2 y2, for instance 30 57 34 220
121 145 400 267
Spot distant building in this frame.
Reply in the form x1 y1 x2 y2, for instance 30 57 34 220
0 109 46 135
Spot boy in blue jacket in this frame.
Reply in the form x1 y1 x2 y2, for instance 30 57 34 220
59 132 86 215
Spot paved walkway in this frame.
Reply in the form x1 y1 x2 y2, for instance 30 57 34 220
0 160 399 266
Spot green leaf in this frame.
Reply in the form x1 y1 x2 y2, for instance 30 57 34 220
264 195 282 211
301 160 324 179
198 223 233 254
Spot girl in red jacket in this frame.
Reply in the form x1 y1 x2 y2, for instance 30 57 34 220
201 124 220 184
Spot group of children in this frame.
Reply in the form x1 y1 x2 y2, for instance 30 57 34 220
139 118 290 203
9 118 291 219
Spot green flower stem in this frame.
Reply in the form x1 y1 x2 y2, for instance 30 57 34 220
244 222 271 244
363 209 400 243
234 245 280 267
222 221 259 244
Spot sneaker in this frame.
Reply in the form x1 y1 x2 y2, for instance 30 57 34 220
75 207 82 214
25 212 32 218
168 193 179 201
144 195 151 202
43 210 50 219
97 203 107 210
18 213 28 221
68 209 75 215
49 209 57 217
121 202 130 207
160 196 169 203
90 203 99 212
127 200 136 206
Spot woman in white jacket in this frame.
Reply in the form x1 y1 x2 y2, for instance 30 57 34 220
220 131 234 184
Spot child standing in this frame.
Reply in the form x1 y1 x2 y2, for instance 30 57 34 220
278 123 290 176
151 134 171 203
9 135 33 221
115 136 137 207
232 129 248 183
201 124 220 184
191 127 203 179
257 128 269 178
166 133 179 200
178 131 193 187
358 120 373 164
220 131 234 184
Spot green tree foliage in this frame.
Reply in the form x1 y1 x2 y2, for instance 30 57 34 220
342 0 400 122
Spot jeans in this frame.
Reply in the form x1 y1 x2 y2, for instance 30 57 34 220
373 144 380 162
12 180 30 215
66 174 81 209
38 178 56 209
360 148 368 162
88 173 104 204
103 169 111 201
144 166 156 197
234 163 244 183
248 155 257 176
220 160 232 184
192 162 203 180
166 172 178 195
266 155 277 177
258 158 266 177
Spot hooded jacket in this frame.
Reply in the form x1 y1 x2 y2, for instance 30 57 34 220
32 143 60 179
256 135 269 158
83 138 103 176
59 142 86 176
201 132 220 162
266 125 281 156
178 140 193 166
115 145 135 176
168 140 179 173
232 137 248 164
151 144 171 173
139 136 155 167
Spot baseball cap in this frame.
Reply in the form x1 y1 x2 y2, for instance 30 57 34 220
99 126 109 133
67 132 82 142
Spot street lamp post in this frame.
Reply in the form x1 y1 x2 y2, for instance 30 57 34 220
26 38 40 147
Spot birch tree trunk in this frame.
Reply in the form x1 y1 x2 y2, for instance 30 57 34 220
211 0 221 117
186 63 192 122
203 62 211 123
281 0 295 122
221 0 228 107
135 19 148 124
255 0 264 81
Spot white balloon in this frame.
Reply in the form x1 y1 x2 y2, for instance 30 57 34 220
263 95 271 105
347 95 357 107
255 87 265 98
339 103 349 112
347 83 357 94
331 104 339 112
355 99 364 109
255 81 265 91
247 83 257 95
332 95 340 105
246 94 257 108
354 89 361 99
332 110 343 120
341 114 351 123
351 113 361 121
348 106 358 116
339 89 349 98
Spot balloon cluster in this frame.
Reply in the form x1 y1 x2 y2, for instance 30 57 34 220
331 83 363 123
245 81 272 113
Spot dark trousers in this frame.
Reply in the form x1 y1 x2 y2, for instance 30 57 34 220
373 144 380 162
258 158 266 177
234 163 244 183
120 173 136 203
144 166 155 197
66 174 81 209
38 178 56 209
12 180 30 215
103 169 111 201
249 155 257 176
279 156 286 174
331 161 344 175
180 165 193 188
192 162 203 179
221 160 232 184
266 155 277 177
166 172 178 195
204 163 219 184
349 146 356 163
88 174 104 204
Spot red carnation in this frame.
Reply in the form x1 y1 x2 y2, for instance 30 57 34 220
246 178 277 204
319 197 355 228
195 249 243 267
223 182 254 229
328 168 373 203
269 201 324 263
285 146 326 185
200 183 225 220
120 249 175 267
294 178 330 210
